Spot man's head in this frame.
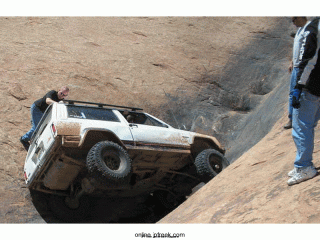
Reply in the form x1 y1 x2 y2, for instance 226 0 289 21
291 17 308 28
58 86 69 100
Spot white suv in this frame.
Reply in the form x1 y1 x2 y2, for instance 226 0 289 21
24 100 229 222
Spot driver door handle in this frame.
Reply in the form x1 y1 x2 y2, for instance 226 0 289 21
129 123 138 128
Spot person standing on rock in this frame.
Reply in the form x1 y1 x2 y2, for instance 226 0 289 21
284 17 311 129
20 86 70 151
287 17 320 186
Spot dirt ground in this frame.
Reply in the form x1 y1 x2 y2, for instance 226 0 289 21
0 16 305 226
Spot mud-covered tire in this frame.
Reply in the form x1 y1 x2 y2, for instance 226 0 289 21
86 141 132 183
49 195 91 222
194 149 229 183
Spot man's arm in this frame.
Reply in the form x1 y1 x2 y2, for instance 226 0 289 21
45 90 59 105
292 19 319 109
296 20 319 88
46 98 56 105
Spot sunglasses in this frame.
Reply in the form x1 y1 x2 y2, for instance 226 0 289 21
60 92 68 97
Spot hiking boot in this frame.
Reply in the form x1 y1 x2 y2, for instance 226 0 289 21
287 166 317 186
288 167 297 177
20 137 30 151
284 119 292 129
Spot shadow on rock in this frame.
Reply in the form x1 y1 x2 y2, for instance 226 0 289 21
29 190 174 223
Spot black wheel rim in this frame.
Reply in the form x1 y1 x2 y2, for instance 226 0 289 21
102 151 121 171
209 155 222 173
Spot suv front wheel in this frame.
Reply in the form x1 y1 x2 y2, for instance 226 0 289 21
86 141 132 182
194 149 229 183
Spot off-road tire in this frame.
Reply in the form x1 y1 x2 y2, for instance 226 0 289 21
86 141 132 183
194 149 229 183
49 195 91 223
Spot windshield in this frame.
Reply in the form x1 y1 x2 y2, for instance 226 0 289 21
67 105 120 122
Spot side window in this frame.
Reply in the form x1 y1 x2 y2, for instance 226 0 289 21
67 105 120 122
144 115 168 128
30 105 53 141
121 111 168 128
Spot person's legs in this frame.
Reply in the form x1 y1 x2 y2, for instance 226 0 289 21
292 91 320 168
288 91 320 185
21 103 43 142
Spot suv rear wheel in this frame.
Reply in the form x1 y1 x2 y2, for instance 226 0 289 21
86 141 132 182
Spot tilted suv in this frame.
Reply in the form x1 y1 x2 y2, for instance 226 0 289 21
24 100 229 222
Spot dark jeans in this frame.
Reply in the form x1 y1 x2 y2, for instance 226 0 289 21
21 103 43 141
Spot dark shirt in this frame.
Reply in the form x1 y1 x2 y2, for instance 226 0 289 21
34 90 59 112
296 18 320 96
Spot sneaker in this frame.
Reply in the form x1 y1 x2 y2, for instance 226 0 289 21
288 167 297 177
284 119 292 129
20 137 30 151
287 166 317 186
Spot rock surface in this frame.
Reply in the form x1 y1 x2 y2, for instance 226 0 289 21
0 16 304 223
159 114 320 223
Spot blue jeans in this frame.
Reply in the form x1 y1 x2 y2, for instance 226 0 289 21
288 67 299 120
22 103 44 141
292 90 320 168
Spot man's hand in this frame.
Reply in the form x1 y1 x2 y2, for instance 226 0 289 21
292 88 302 109
288 62 293 73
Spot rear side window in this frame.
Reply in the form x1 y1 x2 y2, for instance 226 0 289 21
67 105 120 122
30 104 53 142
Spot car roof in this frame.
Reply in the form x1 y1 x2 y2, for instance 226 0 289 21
63 99 143 112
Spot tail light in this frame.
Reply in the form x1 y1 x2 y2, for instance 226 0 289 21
51 123 56 134
24 171 27 180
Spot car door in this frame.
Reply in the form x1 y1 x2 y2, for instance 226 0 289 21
127 112 189 147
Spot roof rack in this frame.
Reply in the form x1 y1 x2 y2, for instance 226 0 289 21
63 99 143 111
